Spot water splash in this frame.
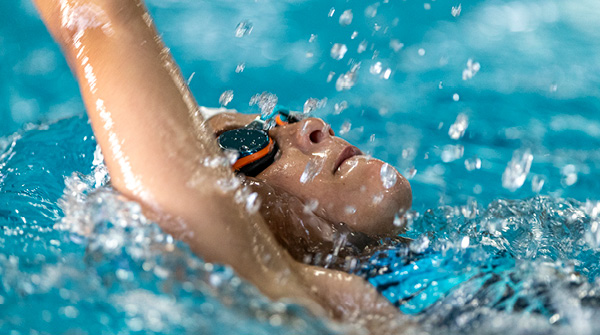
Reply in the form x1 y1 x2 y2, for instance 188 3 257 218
249 92 278 119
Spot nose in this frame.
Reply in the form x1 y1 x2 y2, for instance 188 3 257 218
270 117 335 153
294 118 335 152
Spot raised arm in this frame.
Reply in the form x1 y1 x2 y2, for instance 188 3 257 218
33 1 411 332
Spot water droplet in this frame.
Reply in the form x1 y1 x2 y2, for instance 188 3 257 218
418 48 426 56
370 61 382 75
334 101 348 114
460 236 470 248
453 93 460 101
438 81 444 89
389 39 404 52
344 206 357 215
358 40 368 54
381 68 392 79
351 31 359 39
365 3 379 18
327 71 335 83
441 145 464 163
309 34 317 43
550 83 558 92
502 149 533 191
330 43 348 60
405 167 417 179
328 7 336 17
339 121 351 135
448 113 469 139
462 58 481 80
561 164 578 186
410 235 430 253
303 199 319 214
339 9 353 25
424 3 431 10
219 90 234 107
300 156 326 184
464 156 481 171
235 20 253 38
245 192 261 214
451 4 462 17
235 63 245 73
335 64 360 91
380 163 398 189
531 174 545 193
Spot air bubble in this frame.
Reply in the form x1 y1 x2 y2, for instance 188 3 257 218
330 43 348 60
339 10 353 26
219 90 234 107
234 20 253 38
380 163 398 189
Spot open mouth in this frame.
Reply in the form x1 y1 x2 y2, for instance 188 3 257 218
333 146 363 173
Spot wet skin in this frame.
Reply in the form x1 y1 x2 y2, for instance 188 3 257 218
208 113 413 254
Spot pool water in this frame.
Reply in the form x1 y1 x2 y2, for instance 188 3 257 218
2 0 600 334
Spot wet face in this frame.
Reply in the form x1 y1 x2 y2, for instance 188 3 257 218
259 117 412 236
208 112 412 238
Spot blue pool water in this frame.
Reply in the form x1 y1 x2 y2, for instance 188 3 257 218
2 0 600 334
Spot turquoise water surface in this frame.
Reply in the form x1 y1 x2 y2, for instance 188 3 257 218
2 0 600 334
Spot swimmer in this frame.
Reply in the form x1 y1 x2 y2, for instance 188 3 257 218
33 0 413 333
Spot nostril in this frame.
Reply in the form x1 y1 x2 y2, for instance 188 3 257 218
309 129 325 143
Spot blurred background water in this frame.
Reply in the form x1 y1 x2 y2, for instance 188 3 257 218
2 0 600 334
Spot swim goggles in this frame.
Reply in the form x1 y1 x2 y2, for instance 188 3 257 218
217 107 303 176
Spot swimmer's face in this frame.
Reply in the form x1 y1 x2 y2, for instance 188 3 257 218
209 113 412 237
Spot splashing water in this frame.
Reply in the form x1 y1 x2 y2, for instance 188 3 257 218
502 149 533 191
249 92 278 119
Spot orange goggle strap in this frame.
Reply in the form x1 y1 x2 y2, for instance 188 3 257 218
275 114 289 126
232 138 275 171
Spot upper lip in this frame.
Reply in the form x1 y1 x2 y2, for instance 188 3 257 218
333 146 363 174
